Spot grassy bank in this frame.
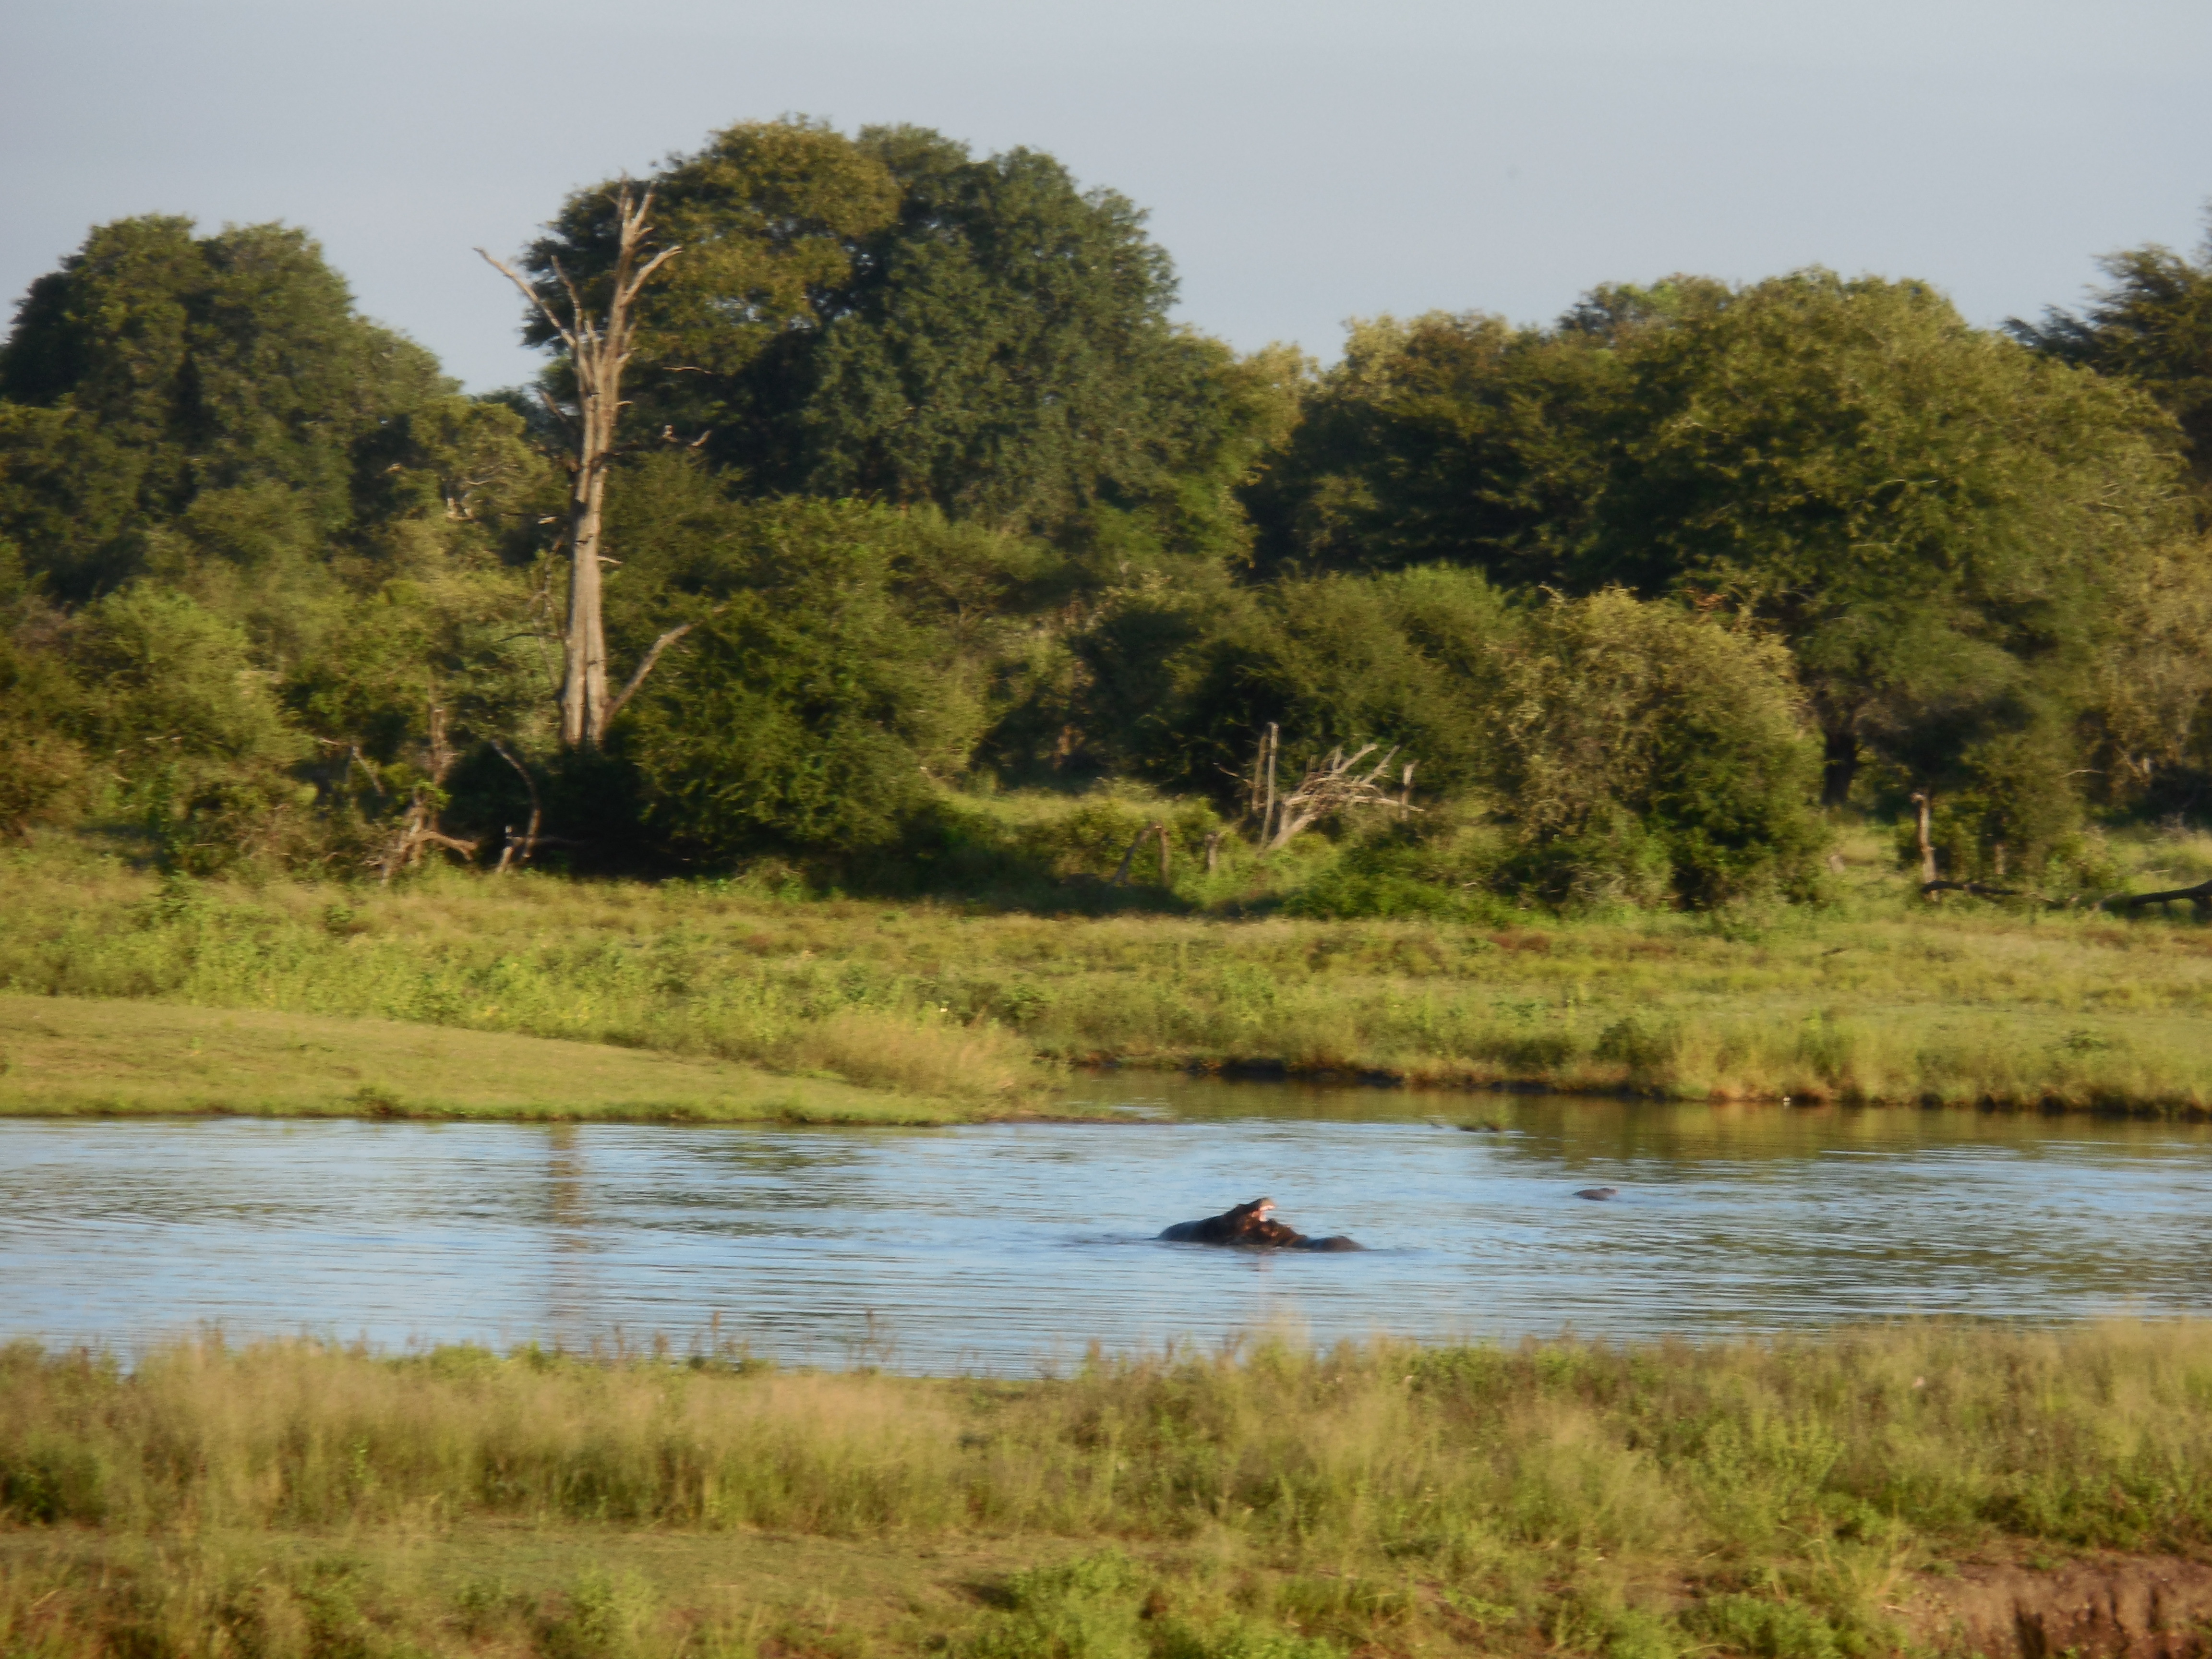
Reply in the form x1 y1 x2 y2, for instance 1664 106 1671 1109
0 996 1081 1123
6 1324 2212 1656
5 829 2212 1115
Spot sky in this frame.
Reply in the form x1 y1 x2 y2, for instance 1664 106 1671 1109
4 0 2209 392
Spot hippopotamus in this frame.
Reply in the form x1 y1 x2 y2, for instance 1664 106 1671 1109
1574 1186 1620 1201
1157 1197 1361 1251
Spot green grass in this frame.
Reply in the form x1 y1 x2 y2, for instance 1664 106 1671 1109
3 821 2212 1117
4 1323 2210 1656
0 995 1084 1123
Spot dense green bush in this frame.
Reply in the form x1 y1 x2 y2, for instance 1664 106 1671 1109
1490 591 1828 907
621 502 991 859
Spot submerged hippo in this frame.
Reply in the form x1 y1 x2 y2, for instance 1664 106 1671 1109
1574 1186 1620 1201
1158 1197 1361 1251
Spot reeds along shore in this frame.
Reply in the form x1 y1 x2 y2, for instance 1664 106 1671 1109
4 830 2212 1116
3 1324 2211 1658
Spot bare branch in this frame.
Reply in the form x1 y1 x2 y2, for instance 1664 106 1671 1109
490 740 544 875
2100 878 2212 914
534 385 578 436
476 248 577 354
596 618 707 739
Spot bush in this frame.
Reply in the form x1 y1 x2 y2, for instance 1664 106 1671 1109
1492 591 1828 907
623 503 989 860
68 586 314 870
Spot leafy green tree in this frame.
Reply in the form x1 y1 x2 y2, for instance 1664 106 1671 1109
1596 272 2179 811
1245 311 1613 579
521 119 902 478
799 126 1192 531
63 586 314 869
0 216 553 868
2010 210 2212 496
1258 272 2185 836
2075 533 2212 813
0 217 456 598
524 119 1275 568
1242 282 1722 581
0 545 86 835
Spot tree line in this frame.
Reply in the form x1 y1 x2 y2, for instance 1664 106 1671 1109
2 116 2208 907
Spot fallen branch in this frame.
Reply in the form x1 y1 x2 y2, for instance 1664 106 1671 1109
2100 879 2212 914
1266 743 1417 852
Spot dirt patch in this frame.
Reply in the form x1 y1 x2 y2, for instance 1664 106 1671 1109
1906 1555 2212 1658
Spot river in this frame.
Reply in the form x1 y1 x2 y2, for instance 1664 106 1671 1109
4 1077 2209 1371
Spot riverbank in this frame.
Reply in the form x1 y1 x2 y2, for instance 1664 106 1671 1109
4 830 2211 1117
0 996 1096 1123
4 1324 2210 1657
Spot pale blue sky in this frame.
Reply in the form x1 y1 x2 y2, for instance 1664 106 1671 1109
4 0 2208 391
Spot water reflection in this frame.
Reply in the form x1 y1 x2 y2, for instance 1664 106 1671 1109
2 1075 2209 1372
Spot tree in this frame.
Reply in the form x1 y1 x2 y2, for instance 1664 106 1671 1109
1074 565 1514 799
2010 209 2212 497
483 187 681 749
520 119 902 482
798 126 1190 532
0 217 454 599
1254 272 2188 829
527 119 1260 561
1595 272 2180 810
1242 282 1722 581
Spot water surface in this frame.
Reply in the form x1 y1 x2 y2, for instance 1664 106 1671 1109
4 1077 2209 1370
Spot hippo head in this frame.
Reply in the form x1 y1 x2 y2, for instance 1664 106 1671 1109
1229 1197 1276 1226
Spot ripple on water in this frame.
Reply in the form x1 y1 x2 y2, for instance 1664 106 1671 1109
2 1080 2210 1371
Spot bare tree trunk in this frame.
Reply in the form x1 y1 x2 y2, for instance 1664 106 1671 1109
562 448 611 748
481 189 680 750
1260 723 1279 849
1911 791 1937 891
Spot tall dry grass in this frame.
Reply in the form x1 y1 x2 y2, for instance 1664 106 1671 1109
7 1326 2212 1658
8 1325 2212 1553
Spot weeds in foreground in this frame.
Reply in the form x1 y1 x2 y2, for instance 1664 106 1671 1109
3 1323 2206 1656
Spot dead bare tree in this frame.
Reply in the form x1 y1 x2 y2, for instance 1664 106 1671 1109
1264 742 1416 852
376 705 480 883
479 188 681 750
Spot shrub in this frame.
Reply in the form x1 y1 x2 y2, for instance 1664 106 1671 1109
1492 591 1827 907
